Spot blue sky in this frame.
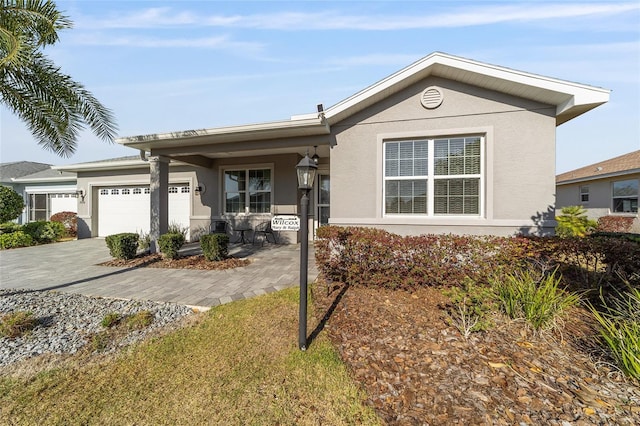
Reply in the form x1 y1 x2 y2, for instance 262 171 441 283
1 0 638 173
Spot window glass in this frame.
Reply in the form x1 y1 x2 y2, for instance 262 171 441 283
225 169 272 214
612 179 639 213
384 136 482 216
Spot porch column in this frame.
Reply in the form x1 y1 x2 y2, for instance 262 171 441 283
149 156 169 253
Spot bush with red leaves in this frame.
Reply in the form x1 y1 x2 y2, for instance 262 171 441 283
315 226 542 289
50 211 77 237
596 216 634 233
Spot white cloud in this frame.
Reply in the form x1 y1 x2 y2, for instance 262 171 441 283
76 3 640 31
68 33 265 53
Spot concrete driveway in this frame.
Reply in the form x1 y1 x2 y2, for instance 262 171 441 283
0 238 317 308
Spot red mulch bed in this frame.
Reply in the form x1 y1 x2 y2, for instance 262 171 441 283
312 280 640 425
99 254 250 270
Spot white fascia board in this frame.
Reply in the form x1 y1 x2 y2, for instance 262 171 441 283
24 184 77 193
116 116 328 150
11 175 76 183
53 160 149 172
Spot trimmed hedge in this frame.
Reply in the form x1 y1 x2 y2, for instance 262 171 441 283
23 221 65 243
200 234 229 261
315 226 541 289
0 231 34 249
105 233 139 260
158 232 185 259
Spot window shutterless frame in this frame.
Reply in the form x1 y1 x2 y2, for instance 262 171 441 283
223 167 273 214
383 135 484 217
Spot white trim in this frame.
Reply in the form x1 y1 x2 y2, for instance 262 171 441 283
24 184 76 193
377 127 491 220
330 217 556 228
220 163 275 215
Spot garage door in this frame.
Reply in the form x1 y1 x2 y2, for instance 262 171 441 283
98 185 191 239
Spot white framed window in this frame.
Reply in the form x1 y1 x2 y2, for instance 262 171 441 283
168 186 178 194
121 188 130 195
384 136 483 216
181 186 190 193
110 189 119 195
133 188 142 195
224 168 272 214
580 185 589 203
612 179 638 213
100 189 109 195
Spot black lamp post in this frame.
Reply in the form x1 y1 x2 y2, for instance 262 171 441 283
296 154 317 350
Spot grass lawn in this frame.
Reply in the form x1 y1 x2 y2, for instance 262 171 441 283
0 287 380 425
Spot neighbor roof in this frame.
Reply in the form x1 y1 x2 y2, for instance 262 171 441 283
0 161 51 182
11 168 76 183
556 150 640 185
117 52 610 152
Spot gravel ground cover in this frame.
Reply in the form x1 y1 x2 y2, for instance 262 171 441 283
313 281 640 425
0 288 195 369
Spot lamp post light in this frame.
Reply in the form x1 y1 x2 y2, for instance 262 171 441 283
296 154 317 350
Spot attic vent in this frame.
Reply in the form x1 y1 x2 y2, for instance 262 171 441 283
421 86 443 109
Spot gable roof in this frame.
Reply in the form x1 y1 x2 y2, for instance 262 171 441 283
0 161 51 182
320 52 610 126
556 150 640 185
117 52 610 152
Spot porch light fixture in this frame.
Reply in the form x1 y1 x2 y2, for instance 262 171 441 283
194 183 205 195
311 146 320 165
295 154 317 350
76 189 85 203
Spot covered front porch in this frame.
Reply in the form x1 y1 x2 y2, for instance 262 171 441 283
118 116 332 252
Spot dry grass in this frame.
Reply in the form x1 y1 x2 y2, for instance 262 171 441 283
0 288 380 425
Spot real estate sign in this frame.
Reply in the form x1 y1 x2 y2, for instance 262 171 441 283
271 215 300 231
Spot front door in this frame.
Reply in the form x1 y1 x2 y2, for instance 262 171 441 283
316 174 330 231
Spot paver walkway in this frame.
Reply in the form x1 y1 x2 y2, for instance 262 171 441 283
0 238 317 308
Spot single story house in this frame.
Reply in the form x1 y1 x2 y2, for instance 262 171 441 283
556 150 639 221
56 52 610 249
1 161 77 224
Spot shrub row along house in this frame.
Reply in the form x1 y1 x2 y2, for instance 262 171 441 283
22 52 609 249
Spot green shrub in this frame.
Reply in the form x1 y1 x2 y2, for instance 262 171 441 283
493 266 579 331
555 206 597 238
0 231 34 249
0 222 22 234
125 310 154 330
0 186 24 223
443 278 495 338
589 285 640 379
50 211 77 237
168 222 189 239
200 233 229 261
0 311 37 338
101 312 121 328
314 226 542 289
138 230 151 252
23 220 65 243
105 233 139 260
158 232 185 259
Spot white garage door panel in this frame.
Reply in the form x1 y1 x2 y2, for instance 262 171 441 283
50 194 78 216
98 186 190 239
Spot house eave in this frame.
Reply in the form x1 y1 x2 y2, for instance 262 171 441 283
323 52 610 126
556 168 640 186
116 117 329 151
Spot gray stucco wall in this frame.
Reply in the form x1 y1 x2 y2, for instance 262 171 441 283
75 154 303 242
329 76 557 236
556 173 640 220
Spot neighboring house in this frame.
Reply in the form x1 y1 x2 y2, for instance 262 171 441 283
56 52 610 245
556 150 640 221
1 161 77 224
